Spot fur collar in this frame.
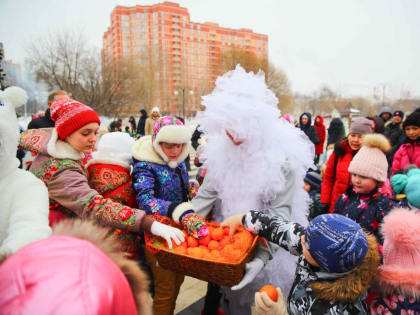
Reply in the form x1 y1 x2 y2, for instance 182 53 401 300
47 129 84 160
86 157 130 170
52 219 152 315
132 136 166 165
310 233 380 302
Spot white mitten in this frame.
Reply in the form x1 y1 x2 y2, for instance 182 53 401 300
255 288 287 315
150 221 185 249
231 257 264 290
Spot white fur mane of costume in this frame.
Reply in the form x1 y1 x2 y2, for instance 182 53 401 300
198 65 314 217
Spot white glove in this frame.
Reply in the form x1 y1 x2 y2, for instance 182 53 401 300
150 221 185 249
255 288 287 315
231 257 264 290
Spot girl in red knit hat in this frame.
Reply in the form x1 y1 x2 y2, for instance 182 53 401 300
19 98 184 256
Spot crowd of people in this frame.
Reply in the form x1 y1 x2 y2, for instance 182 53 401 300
1 65 420 315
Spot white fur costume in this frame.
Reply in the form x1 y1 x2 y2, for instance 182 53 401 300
192 66 314 309
0 87 51 254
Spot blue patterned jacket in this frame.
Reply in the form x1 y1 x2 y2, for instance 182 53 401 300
131 136 189 217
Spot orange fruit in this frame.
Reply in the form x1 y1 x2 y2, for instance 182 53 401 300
219 236 232 248
259 285 278 302
187 247 204 258
208 240 220 250
198 234 211 246
211 227 224 241
223 226 230 235
199 245 210 254
187 236 199 248
182 230 188 238
174 246 186 255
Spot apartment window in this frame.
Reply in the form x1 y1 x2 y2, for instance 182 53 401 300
122 28 129 33
123 48 130 52
121 22 129 27
123 41 130 46
121 15 129 20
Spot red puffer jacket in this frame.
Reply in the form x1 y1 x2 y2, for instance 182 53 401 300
321 139 357 213
314 115 326 154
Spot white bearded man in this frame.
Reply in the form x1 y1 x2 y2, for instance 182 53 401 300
192 65 314 314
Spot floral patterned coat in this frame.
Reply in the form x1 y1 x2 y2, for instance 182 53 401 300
19 128 154 246
131 136 189 218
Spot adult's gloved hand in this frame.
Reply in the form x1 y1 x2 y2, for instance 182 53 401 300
231 257 264 290
150 221 185 249
221 213 245 236
255 287 287 315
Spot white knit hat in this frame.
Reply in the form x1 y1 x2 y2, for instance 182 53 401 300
348 134 391 182
151 106 160 114
90 132 134 169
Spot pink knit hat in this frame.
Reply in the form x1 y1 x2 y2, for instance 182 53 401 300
348 134 391 182
50 98 101 140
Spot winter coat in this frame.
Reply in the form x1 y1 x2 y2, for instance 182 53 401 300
87 162 139 257
299 112 319 145
367 116 385 134
378 106 393 123
314 115 326 154
384 121 404 147
392 138 420 174
243 210 380 315
333 187 394 242
19 128 154 234
131 136 189 217
27 108 55 129
327 118 345 146
144 116 160 136
0 93 51 254
0 219 152 315
308 190 321 221
321 139 357 213
137 110 148 135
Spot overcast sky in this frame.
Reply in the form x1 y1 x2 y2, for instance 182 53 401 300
1 0 419 98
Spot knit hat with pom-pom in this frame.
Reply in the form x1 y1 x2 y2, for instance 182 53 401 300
348 134 391 182
381 208 420 270
50 99 100 140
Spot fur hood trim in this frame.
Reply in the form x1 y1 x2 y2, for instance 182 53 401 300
47 128 85 160
52 219 152 315
362 134 391 153
132 136 166 165
310 233 380 302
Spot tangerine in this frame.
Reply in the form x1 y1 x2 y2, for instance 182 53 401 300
208 240 220 250
187 236 199 248
259 285 278 302
211 227 224 241
174 246 186 255
187 247 204 258
198 234 211 246
223 226 230 235
220 236 232 248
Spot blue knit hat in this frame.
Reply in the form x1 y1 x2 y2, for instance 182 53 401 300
305 169 322 191
305 214 368 273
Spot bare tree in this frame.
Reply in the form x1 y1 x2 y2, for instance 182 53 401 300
25 29 151 116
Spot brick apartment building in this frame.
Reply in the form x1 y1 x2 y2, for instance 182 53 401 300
102 1 268 115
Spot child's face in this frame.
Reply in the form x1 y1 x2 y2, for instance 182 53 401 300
65 122 99 153
348 133 363 151
351 173 377 193
304 182 311 192
161 142 185 161
405 125 420 141
301 235 320 268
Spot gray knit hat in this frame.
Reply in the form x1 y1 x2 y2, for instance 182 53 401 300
349 117 373 135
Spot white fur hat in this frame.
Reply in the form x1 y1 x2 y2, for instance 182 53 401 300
151 106 160 114
90 132 134 169
152 116 191 168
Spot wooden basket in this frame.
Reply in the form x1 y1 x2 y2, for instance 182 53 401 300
145 215 260 287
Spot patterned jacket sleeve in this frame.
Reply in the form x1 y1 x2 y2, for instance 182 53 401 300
243 211 305 257
48 167 154 233
132 162 177 217
332 194 344 214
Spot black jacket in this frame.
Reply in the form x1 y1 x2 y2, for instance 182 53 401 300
27 109 55 129
137 110 148 135
299 112 319 145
